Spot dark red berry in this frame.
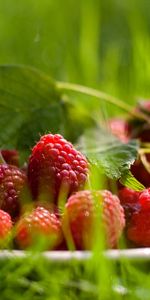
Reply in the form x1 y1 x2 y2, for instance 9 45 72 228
127 188 150 246
28 134 88 204
0 164 27 219
118 187 141 227
1 150 19 166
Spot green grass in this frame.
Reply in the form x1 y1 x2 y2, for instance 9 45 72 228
0 0 150 299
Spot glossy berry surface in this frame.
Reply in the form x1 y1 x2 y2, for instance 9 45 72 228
62 190 125 250
28 134 88 203
16 206 62 249
0 209 12 240
127 188 150 246
0 164 27 219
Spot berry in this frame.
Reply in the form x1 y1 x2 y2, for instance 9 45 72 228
0 164 27 219
127 188 150 246
0 209 12 240
28 134 88 204
16 206 62 249
62 190 125 250
139 188 150 209
119 187 140 205
108 118 130 143
118 187 141 227
1 150 19 166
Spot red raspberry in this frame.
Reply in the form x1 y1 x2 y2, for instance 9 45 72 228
1 150 19 167
119 187 140 205
62 190 125 250
0 164 27 219
127 188 150 246
108 118 130 143
28 134 88 204
118 187 141 227
139 188 150 209
16 206 62 249
0 209 12 240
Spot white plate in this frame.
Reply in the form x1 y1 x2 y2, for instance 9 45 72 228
0 248 150 261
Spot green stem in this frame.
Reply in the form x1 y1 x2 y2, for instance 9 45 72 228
56 81 150 123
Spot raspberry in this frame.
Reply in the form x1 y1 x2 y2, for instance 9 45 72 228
118 187 140 205
127 188 150 246
108 118 130 143
28 134 88 204
62 190 125 250
15 206 62 249
0 209 12 241
1 150 19 166
118 187 141 228
0 164 27 219
138 188 150 210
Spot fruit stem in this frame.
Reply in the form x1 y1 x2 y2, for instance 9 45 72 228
56 82 150 123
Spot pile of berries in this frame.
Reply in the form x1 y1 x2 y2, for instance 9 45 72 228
2 100 150 251
0 133 125 250
109 100 150 247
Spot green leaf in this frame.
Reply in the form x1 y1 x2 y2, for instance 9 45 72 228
0 65 66 160
78 128 144 191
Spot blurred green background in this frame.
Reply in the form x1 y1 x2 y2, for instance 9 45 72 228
0 0 150 101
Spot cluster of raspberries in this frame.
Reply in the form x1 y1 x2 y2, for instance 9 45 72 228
0 134 125 251
2 100 150 251
109 100 150 247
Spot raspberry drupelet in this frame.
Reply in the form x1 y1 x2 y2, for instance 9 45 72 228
28 134 89 204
